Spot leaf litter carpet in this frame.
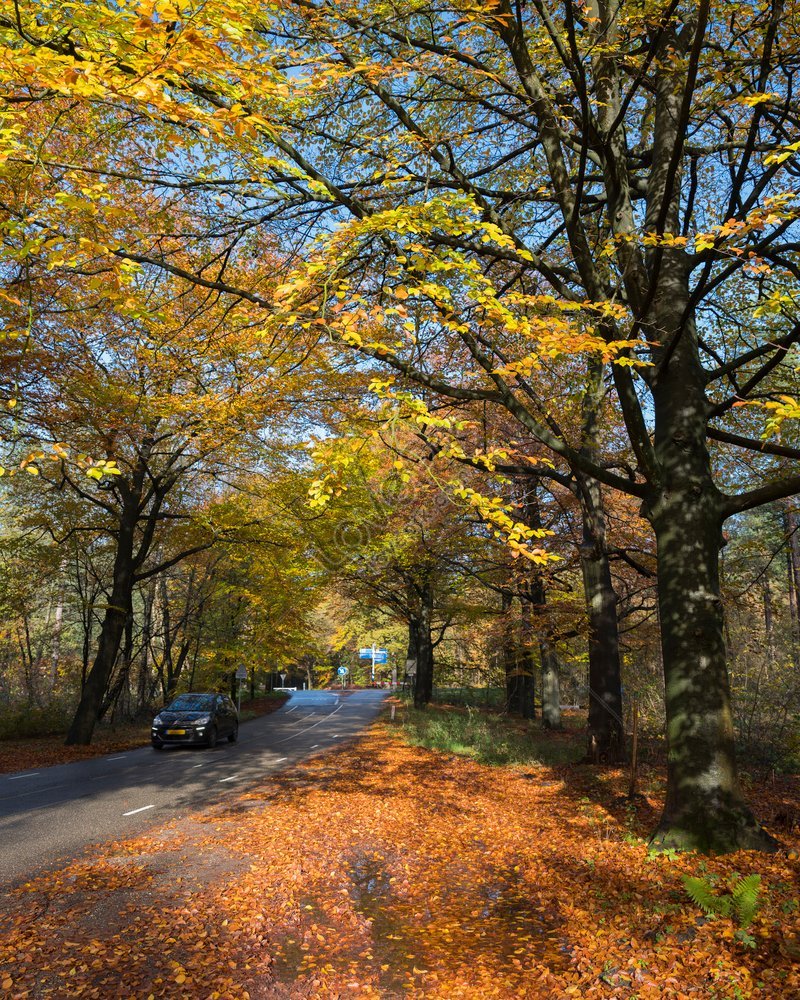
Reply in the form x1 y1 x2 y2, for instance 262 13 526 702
1 728 799 998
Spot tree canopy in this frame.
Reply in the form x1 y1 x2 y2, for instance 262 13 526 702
2 0 800 852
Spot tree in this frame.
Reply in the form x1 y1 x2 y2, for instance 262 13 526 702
6 255 300 742
5 0 800 849
308 433 486 707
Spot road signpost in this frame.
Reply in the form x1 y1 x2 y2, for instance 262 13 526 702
337 665 348 689
359 645 388 683
235 663 247 713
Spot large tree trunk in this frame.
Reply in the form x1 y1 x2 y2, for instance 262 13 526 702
66 504 137 745
576 353 626 762
413 577 434 708
579 494 625 762
49 563 66 694
649 499 772 851
647 262 775 853
783 504 800 668
516 597 536 719
539 641 561 730
136 578 156 714
502 592 525 715
406 616 419 697
527 572 561 729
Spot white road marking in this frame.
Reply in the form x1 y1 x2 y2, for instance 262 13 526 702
285 706 297 713
106 755 127 761
310 744 320 749
276 757 287 762
192 764 204 768
219 774 239 782
123 804 154 816
8 772 40 780
274 703 342 745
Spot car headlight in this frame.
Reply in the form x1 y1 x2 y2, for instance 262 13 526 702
152 715 164 726
193 715 211 725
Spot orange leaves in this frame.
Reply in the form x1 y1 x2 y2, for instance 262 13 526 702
2 725 799 998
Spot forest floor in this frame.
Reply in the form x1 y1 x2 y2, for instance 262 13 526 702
0 696 289 774
1 702 799 999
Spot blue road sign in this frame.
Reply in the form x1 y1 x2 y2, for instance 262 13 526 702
359 646 388 662
337 666 348 676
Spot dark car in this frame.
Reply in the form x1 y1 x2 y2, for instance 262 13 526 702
151 692 238 750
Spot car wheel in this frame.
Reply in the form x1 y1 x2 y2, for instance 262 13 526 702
152 740 164 751
206 725 217 749
228 723 238 744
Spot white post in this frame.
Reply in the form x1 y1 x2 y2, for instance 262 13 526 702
371 645 376 684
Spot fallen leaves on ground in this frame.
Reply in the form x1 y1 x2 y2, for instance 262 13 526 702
1 723 798 998
0 725 152 775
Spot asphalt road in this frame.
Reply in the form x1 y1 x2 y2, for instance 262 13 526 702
0 689 387 887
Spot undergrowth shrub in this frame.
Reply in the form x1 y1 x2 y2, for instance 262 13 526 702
0 703 71 739
682 872 763 947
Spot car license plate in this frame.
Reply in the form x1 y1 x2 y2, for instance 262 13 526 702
166 728 186 735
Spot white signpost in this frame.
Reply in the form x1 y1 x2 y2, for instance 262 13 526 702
359 645 388 684
235 663 247 713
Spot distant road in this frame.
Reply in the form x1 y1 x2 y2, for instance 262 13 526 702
0 689 387 886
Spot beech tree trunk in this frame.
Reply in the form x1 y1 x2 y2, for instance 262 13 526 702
579 501 625 762
502 592 526 715
516 597 536 719
136 579 156 713
406 617 418 683
66 504 137 745
540 641 561 730
414 578 434 708
646 264 775 853
49 566 66 694
783 505 800 668
577 354 625 761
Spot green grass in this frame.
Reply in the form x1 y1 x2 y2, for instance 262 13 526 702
431 686 508 708
395 703 584 768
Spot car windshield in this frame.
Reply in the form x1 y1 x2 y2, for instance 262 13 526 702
165 694 214 712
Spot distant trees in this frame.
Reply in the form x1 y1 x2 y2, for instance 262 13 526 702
307 434 488 707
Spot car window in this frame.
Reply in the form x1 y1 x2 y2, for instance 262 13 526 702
166 694 214 711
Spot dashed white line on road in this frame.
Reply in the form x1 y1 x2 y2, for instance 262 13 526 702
8 772 40 780
192 764 204 768
276 757 287 762
310 744 319 749
123 804 154 816
106 756 127 761
274 703 342 745
219 774 239 782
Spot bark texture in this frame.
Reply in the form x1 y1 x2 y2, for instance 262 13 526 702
646 258 776 853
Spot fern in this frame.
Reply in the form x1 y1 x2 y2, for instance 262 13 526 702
682 872 762 930
730 874 762 929
682 876 732 918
